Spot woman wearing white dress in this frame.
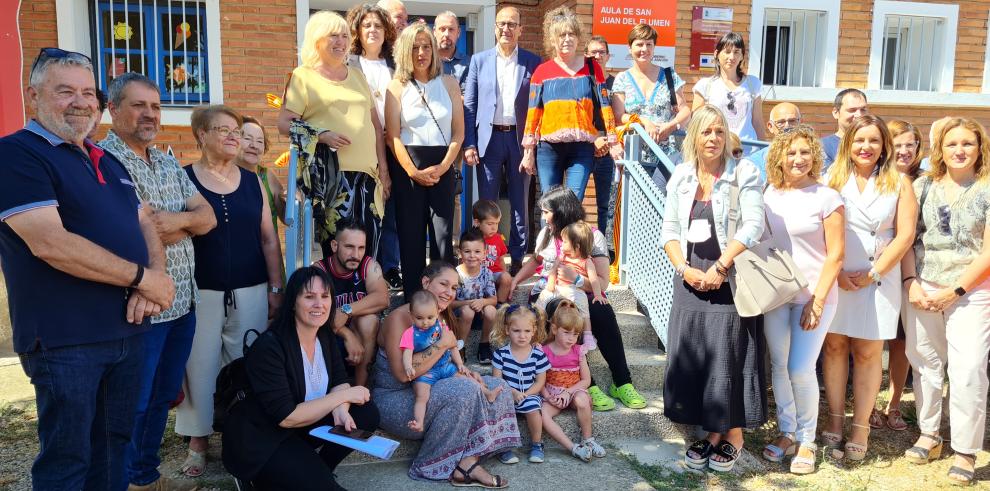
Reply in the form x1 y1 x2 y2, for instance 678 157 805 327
821 114 917 461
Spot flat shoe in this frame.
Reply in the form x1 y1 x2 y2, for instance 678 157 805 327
868 408 885 429
180 449 206 478
886 409 908 431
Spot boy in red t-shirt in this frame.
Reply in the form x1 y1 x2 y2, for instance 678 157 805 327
473 200 513 303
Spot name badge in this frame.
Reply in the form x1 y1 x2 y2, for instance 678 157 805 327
687 218 712 243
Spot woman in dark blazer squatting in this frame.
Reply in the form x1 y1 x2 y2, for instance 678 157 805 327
222 267 380 490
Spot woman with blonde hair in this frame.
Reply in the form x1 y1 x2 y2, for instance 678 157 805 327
760 126 845 474
821 114 917 462
900 118 990 486
520 6 621 199
660 104 767 472
385 22 464 298
277 10 389 257
867 119 924 433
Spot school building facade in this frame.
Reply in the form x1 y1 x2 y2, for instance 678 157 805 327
10 0 990 161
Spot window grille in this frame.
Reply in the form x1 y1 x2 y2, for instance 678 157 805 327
760 8 828 87
880 14 945 92
92 0 210 105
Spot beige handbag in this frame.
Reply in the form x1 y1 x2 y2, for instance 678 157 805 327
726 180 808 318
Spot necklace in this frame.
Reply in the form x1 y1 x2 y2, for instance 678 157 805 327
207 166 233 183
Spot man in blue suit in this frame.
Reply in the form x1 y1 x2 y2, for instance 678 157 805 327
463 6 541 274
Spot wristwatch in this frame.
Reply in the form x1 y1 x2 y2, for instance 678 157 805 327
954 286 967 297
269 285 283 294
340 303 353 318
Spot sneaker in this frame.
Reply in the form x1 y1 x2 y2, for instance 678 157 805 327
582 437 607 458
529 443 545 463
498 450 519 464
477 343 492 365
128 477 198 491
587 385 616 411
384 268 402 291
571 443 592 462
609 383 647 409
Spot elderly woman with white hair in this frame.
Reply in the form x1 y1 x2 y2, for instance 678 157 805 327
277 10 389 257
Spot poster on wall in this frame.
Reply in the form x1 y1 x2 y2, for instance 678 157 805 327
591 0 677 69
690 6 733 70
0 0 24 137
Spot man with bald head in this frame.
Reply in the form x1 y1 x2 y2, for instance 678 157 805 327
463 6 542 281
377 0 407 31
747 102 802 180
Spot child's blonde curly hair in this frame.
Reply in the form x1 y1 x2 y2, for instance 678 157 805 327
490 304 547 347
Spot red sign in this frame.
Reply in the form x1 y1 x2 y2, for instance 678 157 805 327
690 6 733 71
0 0 25 136
592 0 677 69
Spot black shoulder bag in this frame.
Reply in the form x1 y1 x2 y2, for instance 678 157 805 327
213 328 261 433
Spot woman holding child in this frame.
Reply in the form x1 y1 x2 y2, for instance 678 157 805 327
372 261 518 486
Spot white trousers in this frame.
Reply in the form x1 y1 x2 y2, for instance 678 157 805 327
904 279 990 454
174 284 269 437
764 301 837 444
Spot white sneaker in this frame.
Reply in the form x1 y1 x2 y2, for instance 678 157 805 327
582 332 598 351
582 437 607 458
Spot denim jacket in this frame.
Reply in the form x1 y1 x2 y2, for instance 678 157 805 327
661 157 765 258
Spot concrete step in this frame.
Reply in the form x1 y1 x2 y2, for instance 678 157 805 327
341 389 687 465
613 311 659 349
588 347 667 392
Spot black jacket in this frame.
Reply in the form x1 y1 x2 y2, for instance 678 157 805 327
221 324 349 480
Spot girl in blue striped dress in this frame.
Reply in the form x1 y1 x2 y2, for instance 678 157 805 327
491 304 550 464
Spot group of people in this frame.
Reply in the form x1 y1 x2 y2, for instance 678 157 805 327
4 2 990 490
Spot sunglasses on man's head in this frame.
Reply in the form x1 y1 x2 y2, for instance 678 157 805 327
31 47 92 73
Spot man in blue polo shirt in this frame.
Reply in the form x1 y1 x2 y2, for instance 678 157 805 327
0 49 175 490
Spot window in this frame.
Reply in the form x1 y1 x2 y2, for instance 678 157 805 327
760 9 828 87
91 1 211 106
748 0 840 90
868 1 958 93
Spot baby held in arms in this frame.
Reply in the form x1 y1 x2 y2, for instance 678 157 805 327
401 290 502 431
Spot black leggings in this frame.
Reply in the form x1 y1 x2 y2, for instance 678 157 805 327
388 146 455 298
588 301 633 388
252 403 380 491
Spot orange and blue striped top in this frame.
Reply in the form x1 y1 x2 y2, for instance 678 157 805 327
523 58 617 145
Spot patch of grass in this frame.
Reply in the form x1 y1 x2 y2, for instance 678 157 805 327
0 402 37 443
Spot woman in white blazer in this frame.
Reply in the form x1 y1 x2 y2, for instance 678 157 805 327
821 114 917 461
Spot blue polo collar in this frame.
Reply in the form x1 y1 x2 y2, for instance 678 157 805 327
25 120 66 146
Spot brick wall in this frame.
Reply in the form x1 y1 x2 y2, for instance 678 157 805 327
19 0 58 121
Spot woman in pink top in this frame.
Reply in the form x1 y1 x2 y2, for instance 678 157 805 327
760 126 845 474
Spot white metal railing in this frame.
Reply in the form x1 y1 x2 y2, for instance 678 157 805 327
615 124 767 346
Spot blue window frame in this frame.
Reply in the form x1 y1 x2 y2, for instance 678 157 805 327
91 1 210 106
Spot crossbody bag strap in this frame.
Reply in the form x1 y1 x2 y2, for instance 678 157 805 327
663 67 677 110
413 80 448 146
916 175 933 239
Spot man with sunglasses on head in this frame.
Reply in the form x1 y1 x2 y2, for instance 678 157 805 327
0 49 175 490
99 72 216 491
746 101 802 182
463 6 542 276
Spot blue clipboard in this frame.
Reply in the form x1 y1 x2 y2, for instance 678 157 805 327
309 426 400 460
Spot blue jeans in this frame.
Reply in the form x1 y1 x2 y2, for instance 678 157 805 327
536 141 594 200
478 130 531 260
127 312 196 485
592 154 615 234
19 334 145 491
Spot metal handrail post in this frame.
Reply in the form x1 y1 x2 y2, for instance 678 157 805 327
284 146 299 277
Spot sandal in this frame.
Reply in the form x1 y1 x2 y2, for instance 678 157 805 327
181 448 206 478
843 423 870 461
947 454 976 486
821 413 844 449
684 439 714 470
450 461 508 489
790 443 818 475
762 433 796 463
886 408 908 431
904 433 943 464
708 441 743 472
868 408 885 429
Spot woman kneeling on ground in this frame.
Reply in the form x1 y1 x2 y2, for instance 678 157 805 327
222 267 380 490
372 261 519 487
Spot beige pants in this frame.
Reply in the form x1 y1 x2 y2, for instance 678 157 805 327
903 279 990 454
175 283 269 437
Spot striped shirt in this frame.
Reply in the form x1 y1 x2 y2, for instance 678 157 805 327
523 57 617 145
492 345 550 392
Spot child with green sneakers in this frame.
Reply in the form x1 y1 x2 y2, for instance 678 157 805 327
540 300 606 462
490 304 551 464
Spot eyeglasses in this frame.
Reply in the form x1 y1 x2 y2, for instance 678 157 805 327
31 47 92 74
495 21 519 29
211 126 243 139
772 118 800 129
937 205 952 236
726 92 736 114
587 49 608 56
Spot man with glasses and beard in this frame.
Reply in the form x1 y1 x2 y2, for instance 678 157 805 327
0 49 175 490
313 218 389 387
99 72 216 491
746 101 802 181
